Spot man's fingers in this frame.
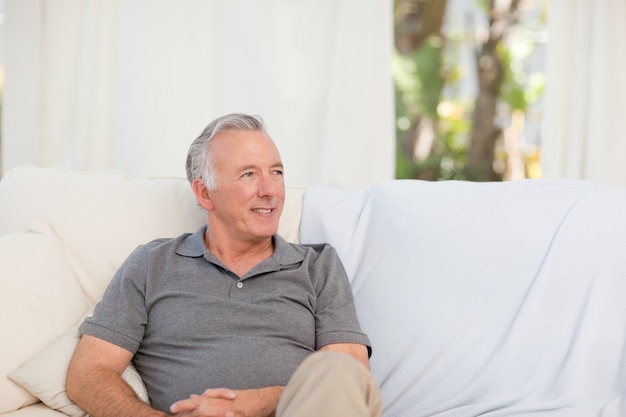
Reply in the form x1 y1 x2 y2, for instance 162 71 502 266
170 390 236 415
170 395 200 414
201 388 237 399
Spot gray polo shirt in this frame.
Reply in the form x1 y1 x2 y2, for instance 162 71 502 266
80 226 370 412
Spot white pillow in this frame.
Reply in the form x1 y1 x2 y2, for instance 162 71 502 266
0 221 88 414
8 312 149 417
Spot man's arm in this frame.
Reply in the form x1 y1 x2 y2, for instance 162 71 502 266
69 335 282 417
67 335 167 417
319 342 371 370
168 344 368 417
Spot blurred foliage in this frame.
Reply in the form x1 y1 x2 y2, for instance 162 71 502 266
394 0 548 181
394 27 472 180
498 24 546 112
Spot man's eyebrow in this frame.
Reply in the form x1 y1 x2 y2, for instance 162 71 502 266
237 162 283 172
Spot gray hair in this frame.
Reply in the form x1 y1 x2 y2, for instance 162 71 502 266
186 113 267 190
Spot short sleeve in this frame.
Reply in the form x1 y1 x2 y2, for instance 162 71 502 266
310 244 371 355
79 246 149 353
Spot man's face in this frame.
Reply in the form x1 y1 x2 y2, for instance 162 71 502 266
206 129 285 244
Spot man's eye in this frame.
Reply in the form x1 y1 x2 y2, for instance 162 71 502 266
273 170 283 176
242 172 253 178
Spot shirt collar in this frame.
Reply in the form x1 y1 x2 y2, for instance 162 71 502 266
176 225 207 258
176 225 304 274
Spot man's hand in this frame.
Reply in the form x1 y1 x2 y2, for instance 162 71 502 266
170 388 237 416
170 386 283 417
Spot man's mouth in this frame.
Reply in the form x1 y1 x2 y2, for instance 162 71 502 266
252 208 273 214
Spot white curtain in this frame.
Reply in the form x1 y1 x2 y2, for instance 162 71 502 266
1 0 394 190
541 0 626 186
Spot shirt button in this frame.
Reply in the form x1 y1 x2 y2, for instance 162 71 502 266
236 282 243 289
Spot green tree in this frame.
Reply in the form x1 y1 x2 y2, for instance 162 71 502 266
394 0 547 181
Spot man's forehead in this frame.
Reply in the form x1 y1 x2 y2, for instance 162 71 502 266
213 128 271 141
210 130 275 150
211 130 282 164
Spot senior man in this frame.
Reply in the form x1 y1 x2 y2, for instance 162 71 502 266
67 113 381 417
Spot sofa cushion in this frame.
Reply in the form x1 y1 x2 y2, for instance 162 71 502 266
0 166 207 305
8 310 149 417
0 221 88 414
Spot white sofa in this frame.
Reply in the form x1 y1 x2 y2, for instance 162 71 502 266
2 165 626 417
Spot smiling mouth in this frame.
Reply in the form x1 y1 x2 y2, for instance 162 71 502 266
252 208 273 214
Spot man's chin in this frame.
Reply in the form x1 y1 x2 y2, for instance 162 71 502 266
250 226 279 240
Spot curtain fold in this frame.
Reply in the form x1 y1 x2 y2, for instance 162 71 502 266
541 0 626 186
2 0 394 190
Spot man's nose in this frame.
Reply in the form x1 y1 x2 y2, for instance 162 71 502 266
257 174 276 197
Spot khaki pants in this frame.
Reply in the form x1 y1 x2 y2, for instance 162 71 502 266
276 351 382 417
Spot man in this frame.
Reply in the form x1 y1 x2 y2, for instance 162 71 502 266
67 113 381 417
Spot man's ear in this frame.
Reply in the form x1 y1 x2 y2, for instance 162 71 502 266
191 178 215 211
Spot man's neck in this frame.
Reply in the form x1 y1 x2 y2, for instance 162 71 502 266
204 231 275 278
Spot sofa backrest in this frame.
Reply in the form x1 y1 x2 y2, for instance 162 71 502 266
0 165 304 305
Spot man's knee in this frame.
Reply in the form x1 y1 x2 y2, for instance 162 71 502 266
277 351 382 417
